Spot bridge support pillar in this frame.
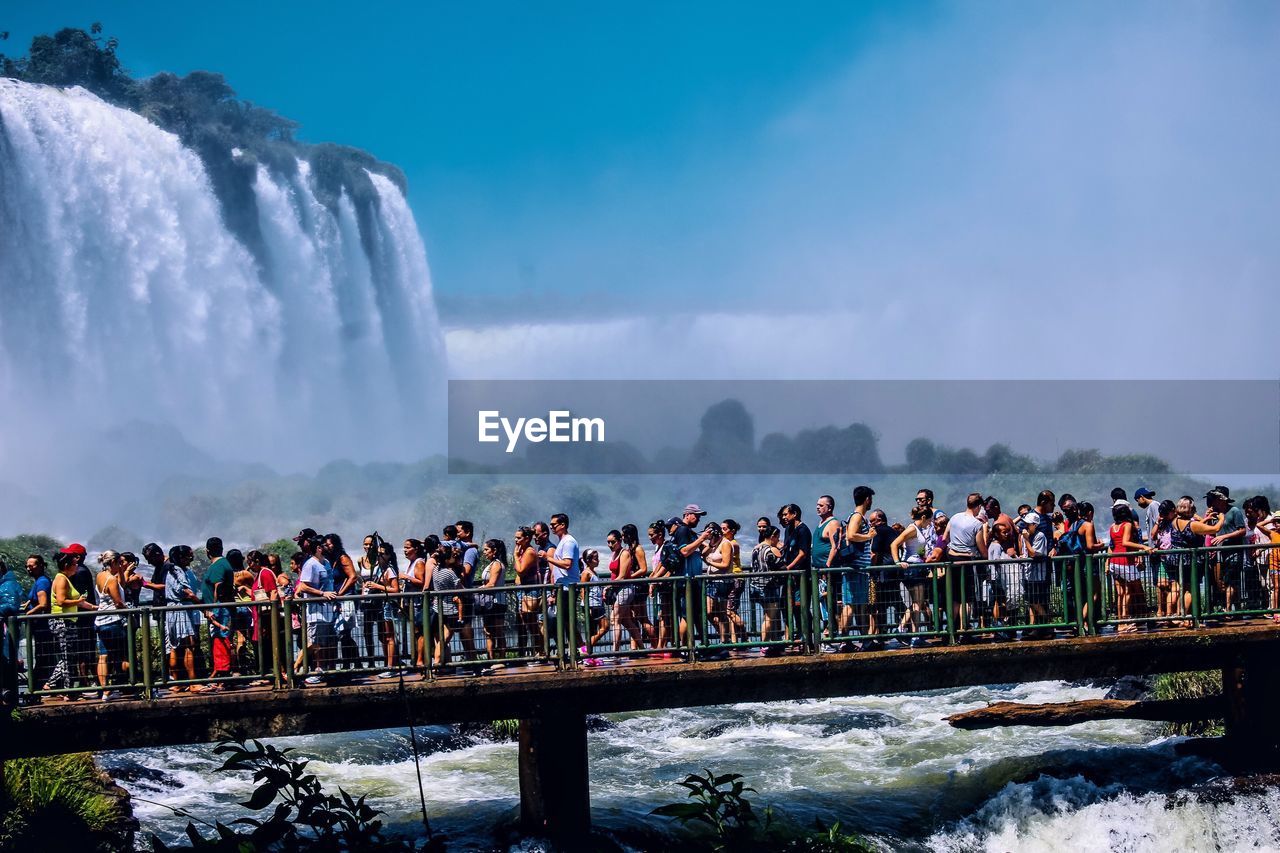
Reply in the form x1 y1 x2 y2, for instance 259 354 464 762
518 707 590 842
1223 649 1280 765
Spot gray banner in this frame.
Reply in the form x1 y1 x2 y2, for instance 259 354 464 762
447 379 1279 476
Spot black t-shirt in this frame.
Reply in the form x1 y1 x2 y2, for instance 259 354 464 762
672 524 698 576
870 523 896 580
783 522 811 570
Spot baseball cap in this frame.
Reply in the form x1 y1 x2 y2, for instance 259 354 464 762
665 516 683 528
1134 487 1156 500
292 527 319 543
60 543 87 556
682 504 707 517
1022 511 1042 526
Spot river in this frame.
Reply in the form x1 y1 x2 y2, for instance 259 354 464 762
97 678 1280 851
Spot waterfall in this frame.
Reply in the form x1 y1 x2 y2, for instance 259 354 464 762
0 78 445 473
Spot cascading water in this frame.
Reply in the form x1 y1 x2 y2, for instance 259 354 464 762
0 78 444 475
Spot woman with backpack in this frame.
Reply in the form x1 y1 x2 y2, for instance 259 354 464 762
751 525 786 656
477 538 509 671
1149 500 1180 623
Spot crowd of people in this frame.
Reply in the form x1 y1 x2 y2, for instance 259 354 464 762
1 482 1278 703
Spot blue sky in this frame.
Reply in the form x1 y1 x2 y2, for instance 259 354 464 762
3 2 929 314
5 1 1278 372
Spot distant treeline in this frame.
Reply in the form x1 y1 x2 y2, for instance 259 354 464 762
468 398 1173 477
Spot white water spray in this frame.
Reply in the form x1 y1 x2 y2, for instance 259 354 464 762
0 79 444 474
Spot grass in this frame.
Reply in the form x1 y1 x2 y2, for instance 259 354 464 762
1153 670 1224 737
1 753 131 852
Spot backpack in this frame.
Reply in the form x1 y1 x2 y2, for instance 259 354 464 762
659 541 683 575
0 571 21 618
834 512 868 568
1057 520 1086 556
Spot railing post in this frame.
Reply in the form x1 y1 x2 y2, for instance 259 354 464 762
140 608 154 702
1072 558 1086 638
1191 550 1203 629
270 601 282 690
799 571 813 653
684 576 696 656
944 562 956 645
23 619 36 696
824 571 837 644
421 591 432 677
1084 555 1097 636
282 598 296 689
567 583 579 669
2 616 17 705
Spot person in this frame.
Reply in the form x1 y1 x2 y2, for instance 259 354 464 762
578 549 608 665
542 513 581 655
892 506 937 646
477 538 509 671
323 534 360 670
671 505 714 644
620 523 656 649
778 503 813 646
984 518 1018 639
648 520 681 655
455 521 480 587
1135 488 1159 543
1109 504 1151 632
944 493 988 641
44 552 97 699
93 551 129 699
916 489 946 522
22 555 54 691
355 534 383 667
812 495 841 643
1257 509 1280 622
247 549 282 685
0 559 20 703
401 538 432 668
294 530 337 685
138 542 167 607
1205 488 1246 615
604 529 627 652
867 508 897 646
430 543 468 670
513 526 543 659
201 538 234 684
699 521 731 656
1018 510 1053 637
1149 500 1178 622
163 545 201 692
226 549 254 676
363 541 401 676
718 520 745 643
61 543 97 683
750 525 786 655
836 489 874 649
118 550 143 606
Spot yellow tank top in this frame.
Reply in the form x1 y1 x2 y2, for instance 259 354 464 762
51 576 81 614
730 541 742 573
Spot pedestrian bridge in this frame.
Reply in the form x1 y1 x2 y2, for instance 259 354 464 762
5 623 1280 839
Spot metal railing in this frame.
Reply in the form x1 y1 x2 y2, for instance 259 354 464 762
4 544 1279 705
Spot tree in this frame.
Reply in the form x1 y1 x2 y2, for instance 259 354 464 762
688 399 756 473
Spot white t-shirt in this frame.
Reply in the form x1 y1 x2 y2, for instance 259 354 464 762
551 534 581 585
299 556 334 624
947 512 984 556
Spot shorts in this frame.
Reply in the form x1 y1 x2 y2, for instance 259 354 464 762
617 585 637 607
381 602 400 623
726 578 746 613
750 580 784 605
705 578 734 601
841 570 870 606
1023 579 1050 606
308 620 336 646
95 622 126 659
588 606 608 623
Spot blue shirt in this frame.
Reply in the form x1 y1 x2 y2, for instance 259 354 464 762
26 575 52 612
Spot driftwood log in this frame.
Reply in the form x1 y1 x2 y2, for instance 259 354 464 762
945 697 1224 730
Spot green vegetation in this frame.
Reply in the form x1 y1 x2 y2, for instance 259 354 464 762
0 534 64 594
1153 671 1224 737
0 753 133 852
652 769 876 852
151 739 442 851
